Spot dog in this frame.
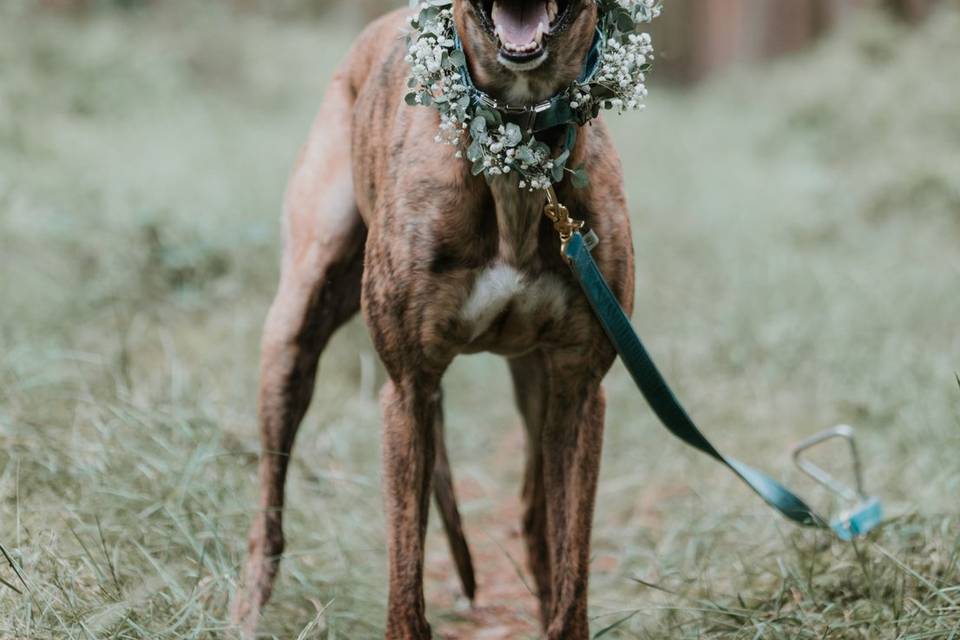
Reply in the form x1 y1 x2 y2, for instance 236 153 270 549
232 0 635 637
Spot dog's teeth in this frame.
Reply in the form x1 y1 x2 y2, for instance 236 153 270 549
547 0 558 24
494 9 548 55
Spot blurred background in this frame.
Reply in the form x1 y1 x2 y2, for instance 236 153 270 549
1 0 958 638
33 0 947 78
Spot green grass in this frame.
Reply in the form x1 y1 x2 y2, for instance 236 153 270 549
1 2 959 638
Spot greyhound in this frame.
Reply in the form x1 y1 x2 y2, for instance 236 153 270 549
232 1 634 637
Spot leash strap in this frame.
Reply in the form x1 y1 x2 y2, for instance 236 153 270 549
563 231 830 529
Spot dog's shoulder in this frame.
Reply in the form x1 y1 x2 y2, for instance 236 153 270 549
344 8 415 98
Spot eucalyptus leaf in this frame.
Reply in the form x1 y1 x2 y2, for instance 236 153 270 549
572 167 590 189
616 12 636 33
469 116 487 137
467 140 483 162
551 163 565 183
504 123 523 148
449 49 466 68
517 146 536 165
476 106 500 127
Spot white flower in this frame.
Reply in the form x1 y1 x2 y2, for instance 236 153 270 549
406 0 658 190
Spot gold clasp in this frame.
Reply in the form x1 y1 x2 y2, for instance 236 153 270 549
543 186 583 257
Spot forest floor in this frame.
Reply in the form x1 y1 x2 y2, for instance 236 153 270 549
2 2 959 638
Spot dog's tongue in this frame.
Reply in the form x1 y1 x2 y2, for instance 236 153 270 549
492 0 549 47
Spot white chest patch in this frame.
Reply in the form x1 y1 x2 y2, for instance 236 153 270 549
461 263 568 339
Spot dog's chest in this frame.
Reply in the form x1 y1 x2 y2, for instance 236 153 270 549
455 188 571 355
460 262 568 348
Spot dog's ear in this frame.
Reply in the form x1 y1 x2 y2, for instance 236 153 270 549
453 0 598 103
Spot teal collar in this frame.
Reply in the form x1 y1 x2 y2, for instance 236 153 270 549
452 27 604 134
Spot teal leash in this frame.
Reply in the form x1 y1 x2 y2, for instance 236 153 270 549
561 229 883 540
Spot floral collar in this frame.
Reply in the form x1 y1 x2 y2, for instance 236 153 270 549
450 25 605 136
405 0 659 190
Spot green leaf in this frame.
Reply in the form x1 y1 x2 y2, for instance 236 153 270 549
404 92 419 106
476 106 501 127
471 158 486 176
469 116 487 137
571 166 590 189
564 126 577 152
448 49 466 68
466 140 483 162
517 146 536 165
503 123 523 148
551 163 565 183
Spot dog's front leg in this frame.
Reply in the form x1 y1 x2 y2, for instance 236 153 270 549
541 353 607 640
380 377 438 640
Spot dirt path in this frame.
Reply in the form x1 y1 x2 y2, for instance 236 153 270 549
426 431 542 640
422 423 683 639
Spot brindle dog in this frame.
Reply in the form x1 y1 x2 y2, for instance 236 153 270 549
232 0 634 637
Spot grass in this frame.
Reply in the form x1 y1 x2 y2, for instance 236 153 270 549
1 1 959 638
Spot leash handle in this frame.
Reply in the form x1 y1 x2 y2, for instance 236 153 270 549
792 425 865 503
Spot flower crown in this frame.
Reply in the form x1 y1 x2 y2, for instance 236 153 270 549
405 0 660 190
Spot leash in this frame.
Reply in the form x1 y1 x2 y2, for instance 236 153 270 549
543 187 883 540
429 0 881 538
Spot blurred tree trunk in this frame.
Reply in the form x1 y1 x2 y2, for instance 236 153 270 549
650 0 941 82
39 0 89 8
39 0 153 9
760 0 863 54
35 0 942 78
888 0 935 21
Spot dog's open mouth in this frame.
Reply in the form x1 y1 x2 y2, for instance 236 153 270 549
477 0 572 67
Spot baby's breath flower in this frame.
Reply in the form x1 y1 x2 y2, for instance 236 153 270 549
406 0 659 190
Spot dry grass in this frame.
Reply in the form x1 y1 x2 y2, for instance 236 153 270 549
1 2 959 638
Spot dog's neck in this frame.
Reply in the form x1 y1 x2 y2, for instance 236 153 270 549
489 177 547 266
452 3 597 268
487 126 576 268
